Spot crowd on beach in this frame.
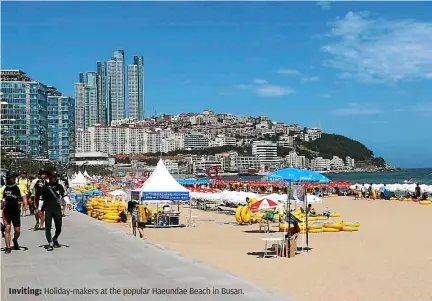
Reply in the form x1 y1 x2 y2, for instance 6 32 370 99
351 183 429 201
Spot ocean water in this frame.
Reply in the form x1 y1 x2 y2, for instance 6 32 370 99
221 168 432 185
326 168 432 185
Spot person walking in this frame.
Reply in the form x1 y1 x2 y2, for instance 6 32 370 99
38 172 70 250
59 174 70 217
17 171 31 216
32 170 48 230
1 172 28 254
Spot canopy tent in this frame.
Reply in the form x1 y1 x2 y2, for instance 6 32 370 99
70 171 88 187
83 170 91 178
133 159 190 202
267 168 331 183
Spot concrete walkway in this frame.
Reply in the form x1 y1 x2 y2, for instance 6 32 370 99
1 212 291 301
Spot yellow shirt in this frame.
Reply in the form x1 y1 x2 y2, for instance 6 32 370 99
136 205 147 223
0 185 26 201
18 178 30 195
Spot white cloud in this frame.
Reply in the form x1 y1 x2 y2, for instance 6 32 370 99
253 79 268 85
277 68 301 76
254 85 294 97
301 76 320 83
425 73 432 79
322 11 432 83
332 102 380 116
316 1 332 10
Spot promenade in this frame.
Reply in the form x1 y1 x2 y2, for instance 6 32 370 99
1 211 290 301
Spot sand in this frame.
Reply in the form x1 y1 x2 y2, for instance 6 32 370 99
104 197 432 301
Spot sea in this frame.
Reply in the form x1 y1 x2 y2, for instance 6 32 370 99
221 168 432 185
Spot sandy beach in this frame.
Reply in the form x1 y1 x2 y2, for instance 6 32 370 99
104 196 432 301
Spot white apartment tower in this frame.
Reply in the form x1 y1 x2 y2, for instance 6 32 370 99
107 50 125 123
252 141 279 169
127 56 144 120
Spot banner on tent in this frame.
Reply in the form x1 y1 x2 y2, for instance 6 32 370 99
142 192 190 201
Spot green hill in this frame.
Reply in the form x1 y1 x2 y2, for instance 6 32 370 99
297 133 385 167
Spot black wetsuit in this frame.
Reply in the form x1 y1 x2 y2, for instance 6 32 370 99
40 182 65 243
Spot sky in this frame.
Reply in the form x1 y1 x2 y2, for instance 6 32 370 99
2 1 432 168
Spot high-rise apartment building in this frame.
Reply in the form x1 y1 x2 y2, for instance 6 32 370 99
75 72 98 129
127 56 144 120
47 87 75 162
74 83 85 130
0 70 48 157
107 50 125 123
96 61 108 125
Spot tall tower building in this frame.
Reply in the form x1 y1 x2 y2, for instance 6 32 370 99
107 49 125 123
96 61 108 125
74 83 85 130
127 56 144 120
47 87 75 162
0 70 48 157
75 72 98 129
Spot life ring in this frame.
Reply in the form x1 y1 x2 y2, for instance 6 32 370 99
317 216 329 221
342 226 358 232
235 206 244 224
330 212 341 218
206 165 220 179
241 206 251 223
323 227 340 232
419 201 432 205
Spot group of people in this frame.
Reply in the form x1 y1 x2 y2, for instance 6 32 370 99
353 183 428 201
1 169 72 254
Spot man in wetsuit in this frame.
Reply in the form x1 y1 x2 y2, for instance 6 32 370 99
32 170 48 230
1 172 28 254
38 172 69 250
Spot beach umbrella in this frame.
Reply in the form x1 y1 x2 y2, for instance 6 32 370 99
250 198 278 211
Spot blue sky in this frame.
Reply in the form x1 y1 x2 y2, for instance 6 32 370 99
2 1 432 168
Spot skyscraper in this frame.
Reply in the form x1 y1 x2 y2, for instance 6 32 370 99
107 49 125 123
96 61 108 125
74 83 85 130
47 87 75 162
0 70 48 157
75 72 98 129
127 56 144 120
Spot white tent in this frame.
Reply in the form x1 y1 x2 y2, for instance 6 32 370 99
131 159 191 226
83 170 91 178
133 159 189 202
70 171 87 187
